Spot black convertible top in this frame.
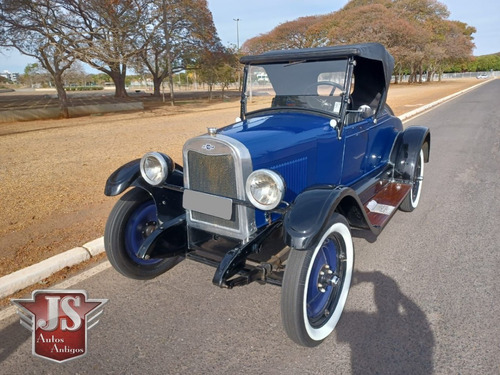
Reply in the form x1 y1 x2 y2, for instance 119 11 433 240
241 43 395 93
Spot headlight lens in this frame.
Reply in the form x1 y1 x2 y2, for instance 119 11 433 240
245 169 285 210
140 152 171 186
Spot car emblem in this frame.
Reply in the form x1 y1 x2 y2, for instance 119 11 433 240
202 144 215 151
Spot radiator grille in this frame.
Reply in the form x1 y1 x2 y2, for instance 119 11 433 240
187 151 239 229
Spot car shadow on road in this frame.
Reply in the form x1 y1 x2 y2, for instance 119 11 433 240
0 319 30 363
351 229 378 243
336 271 435 375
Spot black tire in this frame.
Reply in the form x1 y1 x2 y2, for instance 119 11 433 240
400 148 425 212
104 187 182 280
281 214 354 347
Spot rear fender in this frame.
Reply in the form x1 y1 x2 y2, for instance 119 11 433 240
391 126 430 181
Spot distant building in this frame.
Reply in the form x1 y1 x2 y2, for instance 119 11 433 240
0 70 20 83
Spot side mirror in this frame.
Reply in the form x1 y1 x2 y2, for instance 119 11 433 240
358 105 374 119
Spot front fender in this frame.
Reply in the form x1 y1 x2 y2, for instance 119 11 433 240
391 126 430 181
104 158 184 197
105 159 141 196
284 186 372 250
105 159 186 259
137 214 188 260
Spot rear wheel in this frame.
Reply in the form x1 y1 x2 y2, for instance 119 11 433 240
104 187 182 280
400 148 425 212
281 214 354 347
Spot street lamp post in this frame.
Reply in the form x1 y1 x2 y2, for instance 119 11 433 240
233 18 241 91
233 18 240 50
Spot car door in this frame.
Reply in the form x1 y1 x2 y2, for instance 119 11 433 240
340 117 372 185
340 112 399 186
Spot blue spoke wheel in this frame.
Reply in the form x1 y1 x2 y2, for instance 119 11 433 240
281 214 354 347
104 188 182 280
123 200 161 266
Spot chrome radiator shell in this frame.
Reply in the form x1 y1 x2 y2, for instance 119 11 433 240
182 134 256 240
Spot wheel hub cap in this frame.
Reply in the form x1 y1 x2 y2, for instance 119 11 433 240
317 264 339 293
142 221 157 238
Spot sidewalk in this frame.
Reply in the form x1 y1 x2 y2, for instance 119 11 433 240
0 78 494 300
0 88 241 123
0 90 146 122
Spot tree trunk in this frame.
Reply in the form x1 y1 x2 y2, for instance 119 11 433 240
108 66 128 98
167 74 175 106
418 65 424 84
54 72 70 119
162 0 175 106
153 76 162 97
428 70 435 82
166 53 175 106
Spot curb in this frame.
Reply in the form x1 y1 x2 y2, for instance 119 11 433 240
399 78 493 122
0 78 494 300
0 102 144 123
0 237 104 299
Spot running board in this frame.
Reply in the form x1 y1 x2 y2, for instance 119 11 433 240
363 182 412 228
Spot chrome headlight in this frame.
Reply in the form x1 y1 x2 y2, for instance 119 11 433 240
245 169 285 211
140 152 173 186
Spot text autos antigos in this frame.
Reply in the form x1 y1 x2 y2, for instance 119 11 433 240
12 289 107 363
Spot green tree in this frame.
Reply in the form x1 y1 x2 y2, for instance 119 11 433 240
136 0 222 104
243 16 324 54
198 47 236 100
63 61 87 87
474 54 500 71
59 0 152 98
240 0 476 84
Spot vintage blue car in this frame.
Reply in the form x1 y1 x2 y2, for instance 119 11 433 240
104 43 430 347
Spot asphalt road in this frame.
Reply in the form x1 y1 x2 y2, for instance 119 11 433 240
1 80 499 374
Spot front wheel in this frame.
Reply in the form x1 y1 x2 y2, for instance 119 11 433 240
281 214 354 347
104 187 182 280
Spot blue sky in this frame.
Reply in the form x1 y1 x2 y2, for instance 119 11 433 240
210 0 499 55
1 0 498 73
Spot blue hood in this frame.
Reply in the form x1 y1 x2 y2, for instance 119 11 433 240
217 112 343 201
219 113 332 169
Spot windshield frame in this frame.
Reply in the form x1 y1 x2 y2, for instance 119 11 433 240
240 58 353 123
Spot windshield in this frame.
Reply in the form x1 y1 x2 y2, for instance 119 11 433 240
243 59 349 117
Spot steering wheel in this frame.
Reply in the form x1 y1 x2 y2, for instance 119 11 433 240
305 81 346 112
307 81 344 96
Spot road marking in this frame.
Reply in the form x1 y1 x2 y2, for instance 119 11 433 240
0 261 111 322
